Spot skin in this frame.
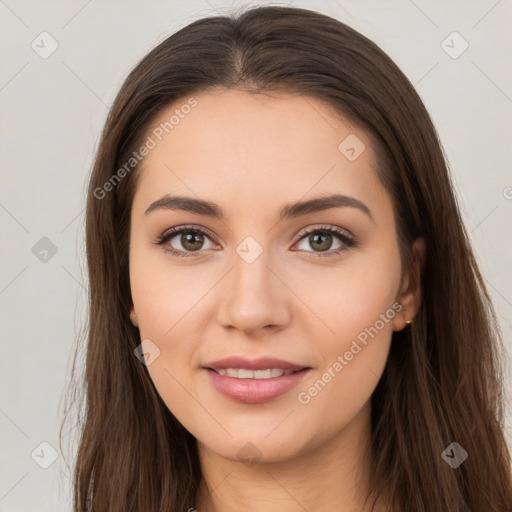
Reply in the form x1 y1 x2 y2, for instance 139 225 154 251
129 88 425 512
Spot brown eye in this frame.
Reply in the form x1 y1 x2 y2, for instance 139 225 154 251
294 226 354 255
307 232 334 252
157 226 218 257
179 231 205 251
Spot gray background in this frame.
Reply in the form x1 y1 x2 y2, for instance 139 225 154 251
1 0 511 510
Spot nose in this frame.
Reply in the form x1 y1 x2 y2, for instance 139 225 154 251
216 249 291 336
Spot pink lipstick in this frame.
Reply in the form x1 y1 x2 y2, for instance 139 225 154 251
202 356 311 404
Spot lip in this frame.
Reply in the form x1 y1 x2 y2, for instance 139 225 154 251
202 356 311 404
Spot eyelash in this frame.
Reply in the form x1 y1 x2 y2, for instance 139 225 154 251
154 224 358 259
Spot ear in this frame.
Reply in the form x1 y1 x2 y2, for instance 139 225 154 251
129 305 139 328
393 236 426 331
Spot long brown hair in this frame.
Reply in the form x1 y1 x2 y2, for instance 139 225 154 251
60 5 512 511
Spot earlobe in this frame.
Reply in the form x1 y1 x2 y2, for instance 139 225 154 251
129 306 139 328
393 236 426 331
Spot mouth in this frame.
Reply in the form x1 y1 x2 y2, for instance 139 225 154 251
204 367 308 379
201 357 312 403
202 356 310 374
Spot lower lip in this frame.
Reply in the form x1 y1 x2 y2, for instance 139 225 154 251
204 368 311 404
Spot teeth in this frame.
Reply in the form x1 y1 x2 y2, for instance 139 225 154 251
215 368 298 379
238 369 254 379
254 369 271 379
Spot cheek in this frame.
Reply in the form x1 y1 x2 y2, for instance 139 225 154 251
130 260 209 431
291 249 400 415
129 239 219 340
129 247 220 420
291 246 401 348
130 269 207 399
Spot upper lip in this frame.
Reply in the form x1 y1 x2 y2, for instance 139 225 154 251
202 356 310 372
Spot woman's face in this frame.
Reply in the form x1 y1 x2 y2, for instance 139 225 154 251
129 88 414 463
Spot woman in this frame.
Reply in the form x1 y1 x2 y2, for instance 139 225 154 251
60 5 512 511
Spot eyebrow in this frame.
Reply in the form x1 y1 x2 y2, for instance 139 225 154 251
144 193 374 223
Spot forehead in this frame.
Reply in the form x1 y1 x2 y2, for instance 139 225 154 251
133 88 391 222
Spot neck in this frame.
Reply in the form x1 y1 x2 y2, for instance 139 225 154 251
194 401 389 512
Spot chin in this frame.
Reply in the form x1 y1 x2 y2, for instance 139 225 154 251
193 418 320 465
